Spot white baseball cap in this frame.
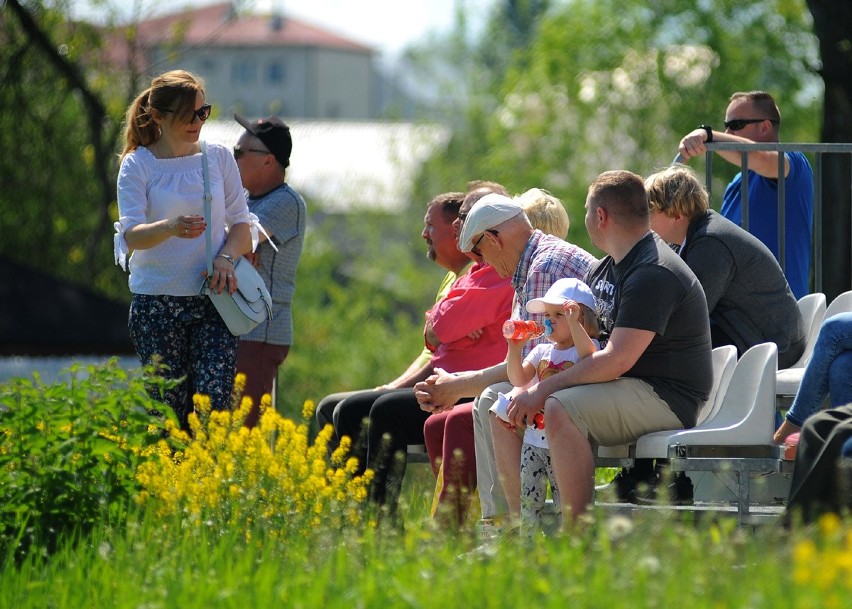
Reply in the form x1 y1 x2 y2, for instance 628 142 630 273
526 278 597 313
457 193 524 252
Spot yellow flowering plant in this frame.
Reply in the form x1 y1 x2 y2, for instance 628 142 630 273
791 513 852 606
135 376 373 540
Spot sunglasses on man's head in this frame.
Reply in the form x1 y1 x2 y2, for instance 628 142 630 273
159 103 212 122
724 117 778 131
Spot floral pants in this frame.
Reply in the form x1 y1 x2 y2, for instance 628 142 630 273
129 294 237 428
520 442 561 530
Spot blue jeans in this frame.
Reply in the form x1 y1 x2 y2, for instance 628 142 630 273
786 312 852 427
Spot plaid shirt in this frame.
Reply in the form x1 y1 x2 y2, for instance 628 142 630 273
512 230 598 356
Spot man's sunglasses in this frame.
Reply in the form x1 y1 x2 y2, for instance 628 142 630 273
159 103 212 122
724 118 778 131
471 229 498 257
233 145 270 160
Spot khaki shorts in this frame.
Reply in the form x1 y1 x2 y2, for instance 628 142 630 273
549 378 683 446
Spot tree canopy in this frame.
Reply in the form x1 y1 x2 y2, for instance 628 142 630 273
2 0 849 418
411 0 822 254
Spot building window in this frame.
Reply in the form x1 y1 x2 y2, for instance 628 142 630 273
267 62 286 84
231 60 257 85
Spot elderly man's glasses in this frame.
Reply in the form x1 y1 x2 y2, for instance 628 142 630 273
233 145 270 160
159 103 212 122
724 118 778 131
471 229 498 257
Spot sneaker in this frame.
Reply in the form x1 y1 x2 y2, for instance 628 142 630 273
476 517 505 542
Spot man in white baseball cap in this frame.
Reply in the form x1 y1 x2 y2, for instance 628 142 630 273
457 193 524 252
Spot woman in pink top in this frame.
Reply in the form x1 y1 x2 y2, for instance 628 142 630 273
334 249 513 515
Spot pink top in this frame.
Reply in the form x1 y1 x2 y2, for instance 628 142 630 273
426 261 514 373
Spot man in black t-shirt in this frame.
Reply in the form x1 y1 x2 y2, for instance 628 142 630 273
501 170 713 526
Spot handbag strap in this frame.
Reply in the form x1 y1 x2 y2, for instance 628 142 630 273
201 140 214 278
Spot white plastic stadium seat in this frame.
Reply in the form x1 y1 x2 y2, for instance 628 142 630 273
695 345 738 426
776 293 826 397
636 343 777 454
595 346 738 462
634 342 780 520
824 289 852 321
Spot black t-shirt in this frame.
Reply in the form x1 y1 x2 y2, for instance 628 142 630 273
585 232 713 427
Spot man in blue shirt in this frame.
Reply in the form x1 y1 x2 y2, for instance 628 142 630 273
678 91 813 299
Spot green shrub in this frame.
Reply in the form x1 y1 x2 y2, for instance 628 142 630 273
0 361 168 560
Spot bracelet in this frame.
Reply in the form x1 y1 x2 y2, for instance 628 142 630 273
216 253 235 264
699 124 713 143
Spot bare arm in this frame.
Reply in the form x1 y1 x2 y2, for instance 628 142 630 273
506 326 655 427
222 222 252 258
378 361 434 390
565 302 598 360
506 340 535 388
773 419 801 445
414 362 509 413
125 214 207 251
678 128 789 179
206 222 252 294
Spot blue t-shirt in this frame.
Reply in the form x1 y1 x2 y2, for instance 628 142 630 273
720 151 813 299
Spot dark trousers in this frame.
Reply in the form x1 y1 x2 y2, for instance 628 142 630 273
129 294 237 429
331 389 430 509
236 340 290 427
316 389 403 465
786 403 852 523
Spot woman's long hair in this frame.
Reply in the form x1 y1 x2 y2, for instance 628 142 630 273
120 70 205 161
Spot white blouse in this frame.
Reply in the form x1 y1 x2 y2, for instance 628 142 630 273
113 141 252 297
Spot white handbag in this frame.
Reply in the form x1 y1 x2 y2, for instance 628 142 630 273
198 141 272 336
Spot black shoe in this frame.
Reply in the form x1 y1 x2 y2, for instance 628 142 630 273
598 466 658 503
635 472 694 506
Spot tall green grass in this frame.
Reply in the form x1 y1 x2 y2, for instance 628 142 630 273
5 501 850 609
3 364 852 608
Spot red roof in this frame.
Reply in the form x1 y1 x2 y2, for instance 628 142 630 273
133 2 373 53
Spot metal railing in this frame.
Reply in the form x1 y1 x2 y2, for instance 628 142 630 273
694 142 852 294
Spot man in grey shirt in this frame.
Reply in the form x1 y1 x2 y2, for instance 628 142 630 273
234 114 306 427
646 164 805 368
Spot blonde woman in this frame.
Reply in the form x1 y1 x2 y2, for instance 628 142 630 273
114 70 252 428
515 188 570 240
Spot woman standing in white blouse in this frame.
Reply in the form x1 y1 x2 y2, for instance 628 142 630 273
114 70 251 428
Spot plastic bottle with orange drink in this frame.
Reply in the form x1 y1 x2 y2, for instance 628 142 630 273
502 319 548 341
